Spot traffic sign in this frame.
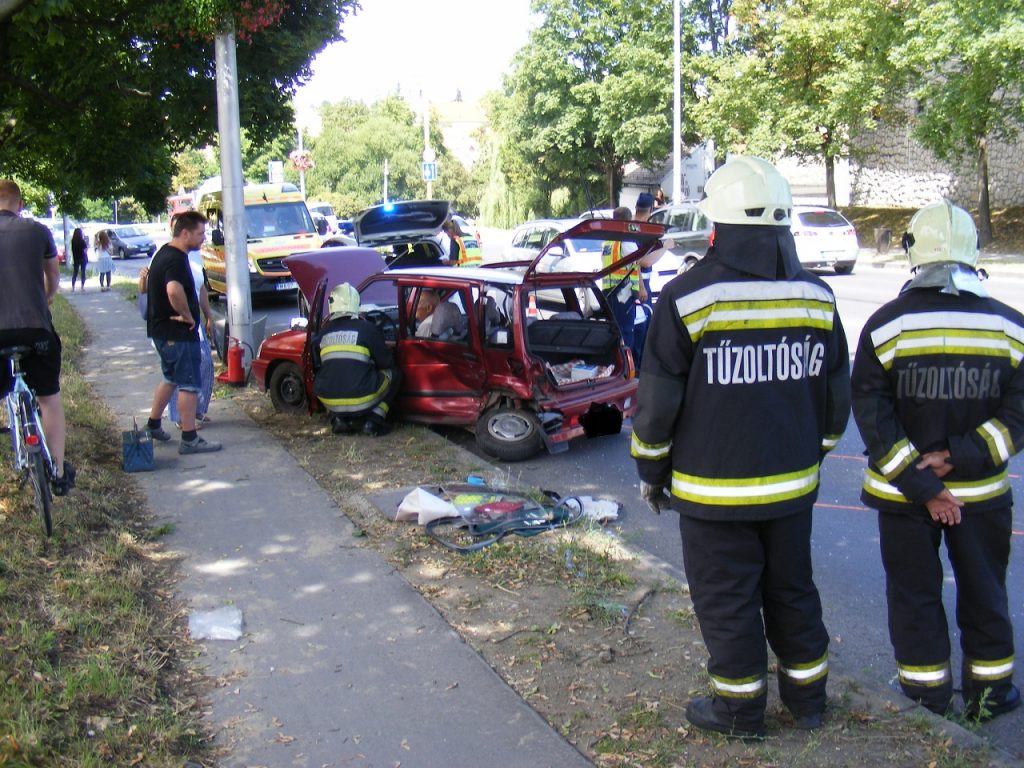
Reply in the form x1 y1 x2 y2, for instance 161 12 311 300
422 162 437 182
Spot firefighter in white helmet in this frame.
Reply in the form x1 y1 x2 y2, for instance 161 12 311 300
313 283 400 436
852 200 1022 719
631 156 851 737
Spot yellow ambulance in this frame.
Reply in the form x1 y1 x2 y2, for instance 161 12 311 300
198 182 323 295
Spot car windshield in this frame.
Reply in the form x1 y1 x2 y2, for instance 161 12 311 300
797 210 849 228
310 204 334 217
245 202 316 238
115 226 145 237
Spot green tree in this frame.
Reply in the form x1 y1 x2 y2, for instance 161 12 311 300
497 0 681 215
0 0 357 214
691 0 904 207
894 0 1024 244
305 96 464 217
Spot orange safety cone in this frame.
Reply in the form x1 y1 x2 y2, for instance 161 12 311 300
527 293 539 320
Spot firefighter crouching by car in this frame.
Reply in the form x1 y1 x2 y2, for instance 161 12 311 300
313 283 401 437
851 201 1023 720
631 156 851 738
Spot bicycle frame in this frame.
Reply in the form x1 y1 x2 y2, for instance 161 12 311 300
4 354 54 481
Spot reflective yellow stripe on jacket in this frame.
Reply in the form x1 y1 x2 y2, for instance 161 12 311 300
674 280 836 344
869 310 1024 371
671 464 819 506
320 370 393 411
863 467 1010 504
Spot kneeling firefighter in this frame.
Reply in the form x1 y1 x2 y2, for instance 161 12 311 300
313 283 401 437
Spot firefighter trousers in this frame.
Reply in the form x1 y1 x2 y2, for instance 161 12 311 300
878 507 1014 712
680 508 829 727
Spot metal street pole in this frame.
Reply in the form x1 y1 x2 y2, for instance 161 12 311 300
215 26 254 369
422 94 433 199
672 0 682 203
383 158 389 202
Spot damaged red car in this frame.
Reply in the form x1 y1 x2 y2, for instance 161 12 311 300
251 216 666 462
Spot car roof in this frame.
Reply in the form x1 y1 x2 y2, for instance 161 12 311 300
353 200 451 247
512 218 580 233
383 266 525 286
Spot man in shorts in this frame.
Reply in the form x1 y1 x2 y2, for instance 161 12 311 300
145 210 222 454
0 180 75 494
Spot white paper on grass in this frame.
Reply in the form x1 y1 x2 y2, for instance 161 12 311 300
396 487 460 525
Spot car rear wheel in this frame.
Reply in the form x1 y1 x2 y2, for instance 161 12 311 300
117 247 127 260
268 362 307 413
475 407 543 462
834 263 854 275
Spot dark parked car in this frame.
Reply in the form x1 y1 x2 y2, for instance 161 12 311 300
103 225 156 259
253 217 667 461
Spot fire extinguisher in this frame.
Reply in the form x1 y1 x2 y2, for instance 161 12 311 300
216 336 247 385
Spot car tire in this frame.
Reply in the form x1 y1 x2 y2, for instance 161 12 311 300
118 247 127 260
268 362 307 413
683 255 700 272
834 263 855 275
475 407 543 462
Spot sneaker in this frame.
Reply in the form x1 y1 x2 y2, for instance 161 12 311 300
146 426 172 442
179 435 222 455
685 697 765 740
52 461 76 497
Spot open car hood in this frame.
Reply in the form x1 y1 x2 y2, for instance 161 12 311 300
353 200 451 247
284 247 387 306
524 219 667 280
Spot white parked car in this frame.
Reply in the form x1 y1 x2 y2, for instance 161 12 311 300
307 202 339 233
504 218 606 272
645 203 713 301
791 206 859 274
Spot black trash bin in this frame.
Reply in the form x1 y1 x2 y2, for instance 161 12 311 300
874 227 892 254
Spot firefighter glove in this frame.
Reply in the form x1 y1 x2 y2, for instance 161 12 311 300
640 482 670 515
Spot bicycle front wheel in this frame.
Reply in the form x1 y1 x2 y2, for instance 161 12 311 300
28 449 53 537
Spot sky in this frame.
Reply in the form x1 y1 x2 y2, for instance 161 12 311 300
294 0 537 130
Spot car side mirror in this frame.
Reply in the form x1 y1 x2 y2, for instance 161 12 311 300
316 219 328 236
212 229 224 247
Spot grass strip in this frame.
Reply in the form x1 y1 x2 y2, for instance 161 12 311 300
0 294 212 767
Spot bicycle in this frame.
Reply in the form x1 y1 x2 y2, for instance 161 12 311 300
2 344 56 536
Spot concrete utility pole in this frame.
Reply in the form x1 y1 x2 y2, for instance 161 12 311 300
422 94 434 199
215 27 254 369
672 0 682 203
297 127 306 197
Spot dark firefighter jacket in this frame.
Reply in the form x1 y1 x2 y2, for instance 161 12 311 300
851 283 1024 513
631 224 851 521
312 315 395 414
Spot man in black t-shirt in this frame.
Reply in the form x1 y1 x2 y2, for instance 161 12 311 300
0 179 75 494
144 211 222 454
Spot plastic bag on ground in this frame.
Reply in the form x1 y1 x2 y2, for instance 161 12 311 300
189 606 244 640
396 487 460 525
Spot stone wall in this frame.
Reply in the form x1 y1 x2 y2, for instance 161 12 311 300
850 119 1024 208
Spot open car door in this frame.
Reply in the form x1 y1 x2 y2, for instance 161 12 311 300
522 218 666 282
301 277 328 413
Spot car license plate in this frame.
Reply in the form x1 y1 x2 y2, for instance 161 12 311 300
276 280 297 291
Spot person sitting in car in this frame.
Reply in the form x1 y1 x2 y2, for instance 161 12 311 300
313 283 401 437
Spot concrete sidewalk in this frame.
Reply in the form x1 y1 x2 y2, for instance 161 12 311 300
66 285 590 768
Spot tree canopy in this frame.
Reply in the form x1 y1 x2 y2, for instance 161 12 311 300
494 0 687 216
893 0 1024 242
0 0 357 215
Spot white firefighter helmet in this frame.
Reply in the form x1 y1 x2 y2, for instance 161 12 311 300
328 283 361 317
903 200 979 268
697 156 792 226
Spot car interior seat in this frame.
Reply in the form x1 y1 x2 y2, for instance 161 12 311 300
430 301 468 340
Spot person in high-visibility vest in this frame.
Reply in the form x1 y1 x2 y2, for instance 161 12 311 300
442 219 465 266
601 206 645 349
461 236 483 267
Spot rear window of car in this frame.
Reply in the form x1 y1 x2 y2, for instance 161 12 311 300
797 210 850 228
115 226 145 237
